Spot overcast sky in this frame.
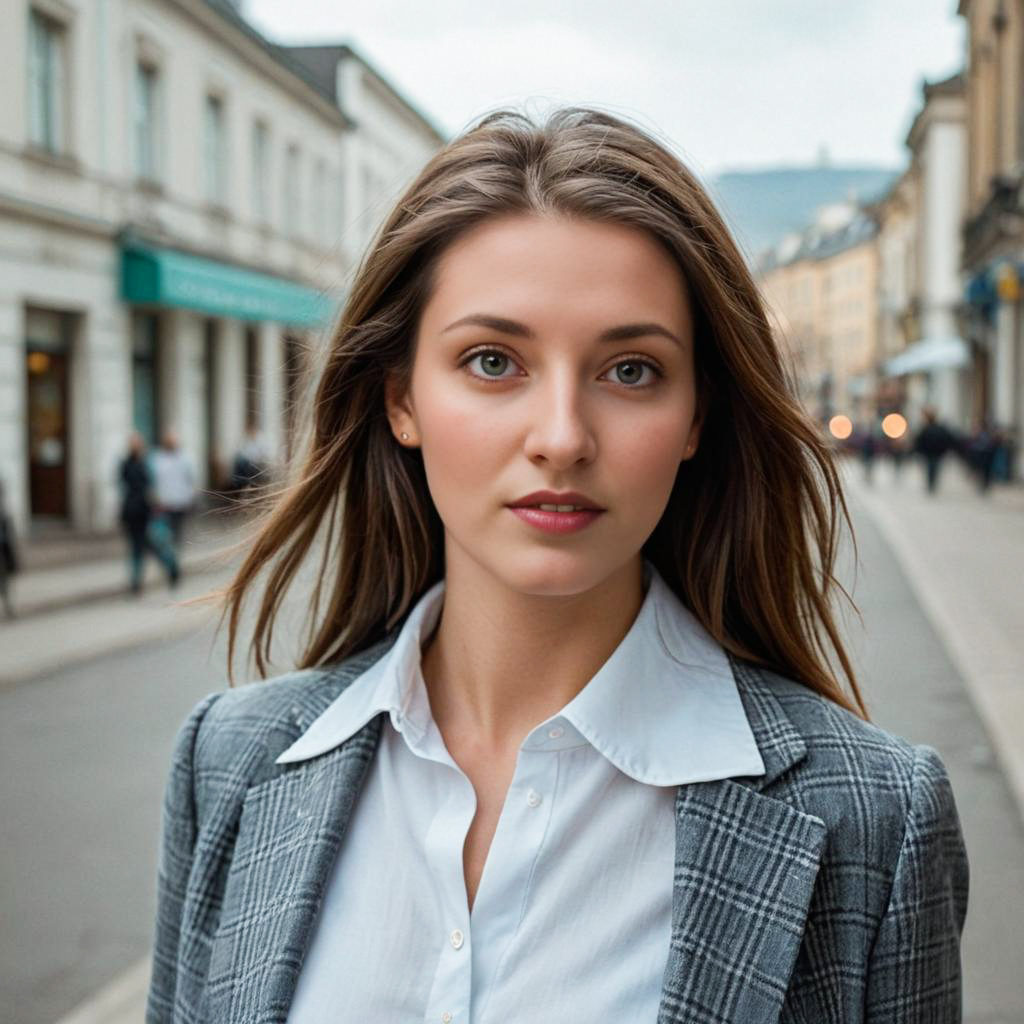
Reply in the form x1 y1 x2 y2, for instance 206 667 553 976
245 0 965 180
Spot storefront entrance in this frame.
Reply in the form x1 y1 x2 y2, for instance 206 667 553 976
25 308 72 519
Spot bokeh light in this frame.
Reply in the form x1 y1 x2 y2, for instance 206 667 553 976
881 413 908 439
828 414 853 440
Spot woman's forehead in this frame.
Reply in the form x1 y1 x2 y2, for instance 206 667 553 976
422 214 693 339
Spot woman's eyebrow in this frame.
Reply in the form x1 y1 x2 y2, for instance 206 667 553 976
441 313 682 347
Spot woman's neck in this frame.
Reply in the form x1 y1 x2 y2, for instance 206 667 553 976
421 554 646 754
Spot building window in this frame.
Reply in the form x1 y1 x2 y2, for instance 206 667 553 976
135 62 159 181
284 143 300 236
204 93 226 206
252 119 270 223
27 8 67 154
312 158 326 243
335 168 345 239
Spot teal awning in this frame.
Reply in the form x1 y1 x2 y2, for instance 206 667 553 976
121 244 334 326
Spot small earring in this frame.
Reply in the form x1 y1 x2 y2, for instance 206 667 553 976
400 432 409 441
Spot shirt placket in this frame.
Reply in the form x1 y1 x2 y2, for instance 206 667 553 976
421 769 476 1024
417 718 568 1024
470 736 561 1024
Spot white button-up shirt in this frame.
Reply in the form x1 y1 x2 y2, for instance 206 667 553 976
278 560 765 1023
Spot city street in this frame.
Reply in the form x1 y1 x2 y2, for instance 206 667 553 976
1 460 1023 1023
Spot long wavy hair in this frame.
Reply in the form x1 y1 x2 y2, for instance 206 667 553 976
216 106 866 719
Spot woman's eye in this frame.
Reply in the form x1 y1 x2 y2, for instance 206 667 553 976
465 351 519 379
463 351 660 386
607 359 659 387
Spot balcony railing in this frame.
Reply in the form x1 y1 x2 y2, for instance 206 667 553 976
963 173 1024 267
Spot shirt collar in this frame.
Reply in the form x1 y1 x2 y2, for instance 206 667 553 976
276 561 765 786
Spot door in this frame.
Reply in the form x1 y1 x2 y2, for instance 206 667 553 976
25 309 70 519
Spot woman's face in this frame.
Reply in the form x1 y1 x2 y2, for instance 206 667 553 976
387 213 703 597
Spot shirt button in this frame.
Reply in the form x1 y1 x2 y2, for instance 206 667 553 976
450 928 464 949
526 789 542 807
547 725 564 739
441 1013 453 1023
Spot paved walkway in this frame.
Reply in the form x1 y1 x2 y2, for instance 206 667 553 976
842 453 1024 821
6 510 246 618
1 513 251 689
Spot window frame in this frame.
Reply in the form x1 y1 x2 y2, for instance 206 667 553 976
203 91 228 208
134 59 161 184
27 5 70 155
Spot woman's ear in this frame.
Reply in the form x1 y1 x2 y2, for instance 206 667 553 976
384 373 419 447
682 387 710 461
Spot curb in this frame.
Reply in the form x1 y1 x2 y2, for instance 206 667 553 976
54 958 150 1024
843 463 1024 824
11 552 226 620
0 569 227 691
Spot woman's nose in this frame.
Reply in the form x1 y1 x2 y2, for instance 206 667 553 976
522 374 598 468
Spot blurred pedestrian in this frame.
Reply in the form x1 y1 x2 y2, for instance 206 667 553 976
992 425 1014 482
231 426 271 493
859 425 878 484
119 432 178 595
151 429 196 548
967 419 998 493
0 478 17 618
888 429 910 479
912 407 956 494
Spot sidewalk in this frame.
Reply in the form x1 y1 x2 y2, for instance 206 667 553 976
842 454 1024 821
7 509 247 618
0 511 252 689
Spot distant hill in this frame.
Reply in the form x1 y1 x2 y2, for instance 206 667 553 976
706 166 899 262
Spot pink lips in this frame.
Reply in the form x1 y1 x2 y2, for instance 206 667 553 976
509 507 604 533
507 490 606 534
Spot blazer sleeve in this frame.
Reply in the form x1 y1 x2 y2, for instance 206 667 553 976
146 692 222 1024
864 743 970 1022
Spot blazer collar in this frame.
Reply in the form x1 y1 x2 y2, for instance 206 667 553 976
212 647 821 1024
658 653 826 1021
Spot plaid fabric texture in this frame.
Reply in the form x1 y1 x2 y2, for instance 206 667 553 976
146 639 969 1023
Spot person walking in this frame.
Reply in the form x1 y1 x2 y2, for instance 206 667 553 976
150 429 196 549
888 427 910 479
149 108 967 1024
968 419 998 494
118 432 178 595
0 478 17 618
230 426 272 493
859 424 878 484
912 406 956 494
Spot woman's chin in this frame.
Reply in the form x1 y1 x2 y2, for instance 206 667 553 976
487 549 636 599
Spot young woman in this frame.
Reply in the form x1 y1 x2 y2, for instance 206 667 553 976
147 108 968 1023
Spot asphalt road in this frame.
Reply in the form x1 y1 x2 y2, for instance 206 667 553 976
1 501 1022 1023
0 622 226 1024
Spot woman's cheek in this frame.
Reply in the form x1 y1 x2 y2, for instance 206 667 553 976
418 393 500 520
615 415 691 515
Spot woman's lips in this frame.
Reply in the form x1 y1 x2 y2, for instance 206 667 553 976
507 506 605 534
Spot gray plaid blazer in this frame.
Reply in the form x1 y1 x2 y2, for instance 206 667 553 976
146 637 969 1023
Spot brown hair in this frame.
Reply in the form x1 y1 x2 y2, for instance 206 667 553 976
217 106 866 719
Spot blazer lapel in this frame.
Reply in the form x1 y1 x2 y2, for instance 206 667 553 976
207 714 383 1024
657 656 827 1024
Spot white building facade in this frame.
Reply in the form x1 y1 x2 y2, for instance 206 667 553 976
0 0 444 535
282 43 446 259
882 73 971 428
